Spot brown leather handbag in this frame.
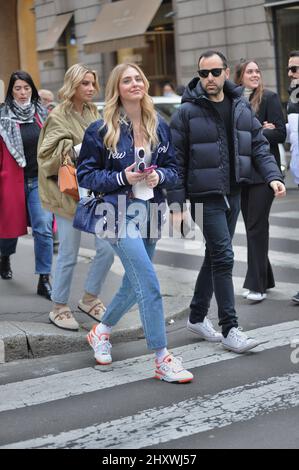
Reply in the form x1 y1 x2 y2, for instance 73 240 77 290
58 156 79 201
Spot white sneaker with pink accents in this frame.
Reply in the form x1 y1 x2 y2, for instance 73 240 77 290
155 354 193 383
87 325 112 365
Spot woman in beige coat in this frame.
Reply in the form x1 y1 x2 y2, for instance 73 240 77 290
38 64 114 331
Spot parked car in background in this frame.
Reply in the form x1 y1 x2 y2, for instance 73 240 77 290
96 95 181 123
150 96 181 122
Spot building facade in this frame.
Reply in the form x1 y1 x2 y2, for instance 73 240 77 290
0 0 298 103
173 0 299 104
33 0 175 97
0 0 40 100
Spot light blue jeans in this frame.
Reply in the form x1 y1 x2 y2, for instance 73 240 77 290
0 176 53 274
51 214 114 304
101 200 167 351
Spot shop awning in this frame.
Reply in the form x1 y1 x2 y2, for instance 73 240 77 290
37 12 73 58
83 0 163 53
264 1 299 7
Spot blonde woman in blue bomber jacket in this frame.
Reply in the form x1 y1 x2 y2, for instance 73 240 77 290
77 63 193 384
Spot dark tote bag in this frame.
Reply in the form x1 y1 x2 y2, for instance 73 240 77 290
73 195 104 234
73 195 118 237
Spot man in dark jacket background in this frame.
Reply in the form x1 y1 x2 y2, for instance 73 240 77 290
168 50 286 353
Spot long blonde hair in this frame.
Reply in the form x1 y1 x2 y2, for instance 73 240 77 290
234 59 264 113
103 63 158 151
58 63 99 116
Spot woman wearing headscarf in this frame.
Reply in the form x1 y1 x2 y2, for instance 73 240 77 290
0 71 53 299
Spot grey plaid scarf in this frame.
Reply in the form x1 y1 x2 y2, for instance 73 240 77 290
0 101 47 167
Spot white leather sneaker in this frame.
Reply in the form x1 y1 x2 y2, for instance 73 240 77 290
187 318 222 342
246 291 267 302
222 327 260 354
242 290 250 298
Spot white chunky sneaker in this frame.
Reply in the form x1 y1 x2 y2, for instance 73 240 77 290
155 354 193 383
222 327 260 354
87 325 112 365
187 318 222 342
246 291 267 302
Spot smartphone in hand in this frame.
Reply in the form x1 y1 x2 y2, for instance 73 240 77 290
138 165 157 174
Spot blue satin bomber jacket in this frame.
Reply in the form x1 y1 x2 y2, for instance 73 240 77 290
76 115 178 238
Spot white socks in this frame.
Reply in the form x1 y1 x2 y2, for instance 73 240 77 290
95 323 112 336
155 348 169 363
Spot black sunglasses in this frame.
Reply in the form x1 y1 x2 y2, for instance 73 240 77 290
287 66 299 73
197 67 226 78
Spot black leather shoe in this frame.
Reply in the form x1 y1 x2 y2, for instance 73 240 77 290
37 274 52 300
0 256 12 280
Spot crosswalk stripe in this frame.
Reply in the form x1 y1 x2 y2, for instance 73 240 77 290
238 221 299 241
2 372 298 449
271 211 299 219
0 321 298 414
162 219 299 242
82 244 298 301
156 239 299 269
19 221 299 272
0 340 4 365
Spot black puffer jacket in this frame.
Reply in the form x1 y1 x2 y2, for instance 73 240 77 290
168 78 283 205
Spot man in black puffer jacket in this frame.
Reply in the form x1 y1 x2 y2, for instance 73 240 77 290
168 50 286 354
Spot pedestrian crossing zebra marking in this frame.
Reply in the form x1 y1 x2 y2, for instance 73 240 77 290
156 241 299 270
271 211 299 219
0 321 298 414
237 221 299 242
0 340 4 364
1 372 298 449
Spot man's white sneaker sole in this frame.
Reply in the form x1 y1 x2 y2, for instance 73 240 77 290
222 339 260 354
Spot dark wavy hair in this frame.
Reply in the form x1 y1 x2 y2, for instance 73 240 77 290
5 70 40 106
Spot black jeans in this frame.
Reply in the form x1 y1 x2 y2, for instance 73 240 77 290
0 238 18 256
189 193 240 337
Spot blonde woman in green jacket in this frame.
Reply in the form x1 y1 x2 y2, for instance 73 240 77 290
38 64 114 331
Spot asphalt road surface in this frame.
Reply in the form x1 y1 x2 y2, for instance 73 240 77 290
0 187 298 450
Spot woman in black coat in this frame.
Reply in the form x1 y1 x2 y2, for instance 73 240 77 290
234 60 286 302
